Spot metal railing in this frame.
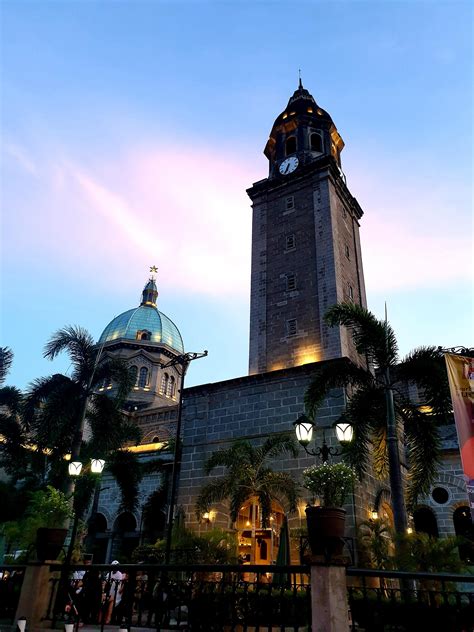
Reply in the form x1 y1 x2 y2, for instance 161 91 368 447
47 563 311 631
346 568 474 632
0 565 26 623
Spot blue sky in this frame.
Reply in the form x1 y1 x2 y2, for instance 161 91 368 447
1 0 472 390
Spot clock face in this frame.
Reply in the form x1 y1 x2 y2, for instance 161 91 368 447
279 156 299 175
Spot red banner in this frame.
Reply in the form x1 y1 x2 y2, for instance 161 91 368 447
445 354 474 510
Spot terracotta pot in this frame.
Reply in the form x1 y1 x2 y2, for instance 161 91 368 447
305 506 346 557
36 527 68 561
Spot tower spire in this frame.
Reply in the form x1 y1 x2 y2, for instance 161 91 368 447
141 266 159 307
298 68 303 90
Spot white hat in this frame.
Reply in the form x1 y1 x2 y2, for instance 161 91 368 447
111 560 120 565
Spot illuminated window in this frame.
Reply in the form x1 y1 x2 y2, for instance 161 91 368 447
160 372 169 395
167 375 176 398
287 319 297 337
286 273 297 292
285 136 297 155
307 107 313 113
282 113 288 119
138 367 149 388
129 365 138 386
289 111 296 116
285 196 294 211
310 132 323 153
286 234 296 250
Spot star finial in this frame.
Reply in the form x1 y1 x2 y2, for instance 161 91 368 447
150 265 158 273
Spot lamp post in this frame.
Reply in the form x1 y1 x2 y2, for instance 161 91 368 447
162 350 208 565
293 413 353 462
66 457 106 565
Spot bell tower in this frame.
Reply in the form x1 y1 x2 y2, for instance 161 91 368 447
247 81 367 374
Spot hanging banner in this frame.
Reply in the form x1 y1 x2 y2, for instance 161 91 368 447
444 354 474 511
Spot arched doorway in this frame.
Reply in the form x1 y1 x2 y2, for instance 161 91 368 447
112 512 139 562
236 499 285 564
453 506 474 563
413 507 439 538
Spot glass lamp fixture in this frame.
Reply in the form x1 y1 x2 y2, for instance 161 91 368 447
293 414 314 446
371 509 379 521
407 527 413 535
68 461 83 476
335 422 353 444
91 458 105 474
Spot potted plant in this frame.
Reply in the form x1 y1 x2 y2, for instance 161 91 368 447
28 486 73 561
302 462 355 557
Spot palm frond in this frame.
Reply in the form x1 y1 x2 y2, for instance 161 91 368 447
0 347 14 384
402 406 441 508
107 449 143 512
396 346 452 420
324 303 398 369
255 434 299 464
203 441 252 475
195 475 235 519
0 385 23 413
43 325 96 384
92 358 135 402
305 357 372 417
260 470 299 515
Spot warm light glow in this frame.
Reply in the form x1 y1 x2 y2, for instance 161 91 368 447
335 422 353 444
282 113 288 119
123 441 166 454
68 461 83 476
289 111 296 115
246 520 251 527
294 414 314 446
307 108 313 113
371 510 379 521
418 405 433 414
91 458 105 474
407 527 413 534
202 512 210 520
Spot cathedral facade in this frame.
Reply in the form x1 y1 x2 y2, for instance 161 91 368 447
92 83 471 563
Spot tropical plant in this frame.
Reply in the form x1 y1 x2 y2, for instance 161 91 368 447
304 303 453 528
1 327 141 504
357 517 393 569
302 462 355 507
394 532 469 574
195 435 300 528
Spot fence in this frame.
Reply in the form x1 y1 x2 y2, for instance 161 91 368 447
3 562 474 631
47 563 311 631
347 568 474 632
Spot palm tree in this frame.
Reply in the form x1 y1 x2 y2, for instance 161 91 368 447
196 434 300 563
0 347 28 479
304 302 452 535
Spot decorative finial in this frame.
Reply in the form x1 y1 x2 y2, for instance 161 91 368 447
150 265 158 276
298 68 303 89
141 267 159 307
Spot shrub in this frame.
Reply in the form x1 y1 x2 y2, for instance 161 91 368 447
302 462 355 507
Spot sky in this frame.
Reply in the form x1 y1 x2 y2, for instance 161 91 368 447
1 0 473 391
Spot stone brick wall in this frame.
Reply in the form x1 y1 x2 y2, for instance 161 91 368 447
176 359 378 543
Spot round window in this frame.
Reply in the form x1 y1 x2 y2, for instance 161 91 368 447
431 487 449 505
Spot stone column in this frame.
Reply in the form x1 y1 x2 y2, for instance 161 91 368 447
15 562 61 629
310 558 349 632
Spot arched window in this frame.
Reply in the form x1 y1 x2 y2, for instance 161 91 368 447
138 367 149 388
310 132 323 153
453 506 474 562
285 136 297 156
167 375 176 398
136 330 151 341
160 372 169 395
413 507 439 538
129 365 138 386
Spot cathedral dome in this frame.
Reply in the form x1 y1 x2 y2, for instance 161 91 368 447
98 275 184 353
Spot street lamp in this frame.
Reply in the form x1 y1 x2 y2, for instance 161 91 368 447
68 461 83 476
90 458 105 474
293 414 353 462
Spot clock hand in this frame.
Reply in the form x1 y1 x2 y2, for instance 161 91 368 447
284 163 290 174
